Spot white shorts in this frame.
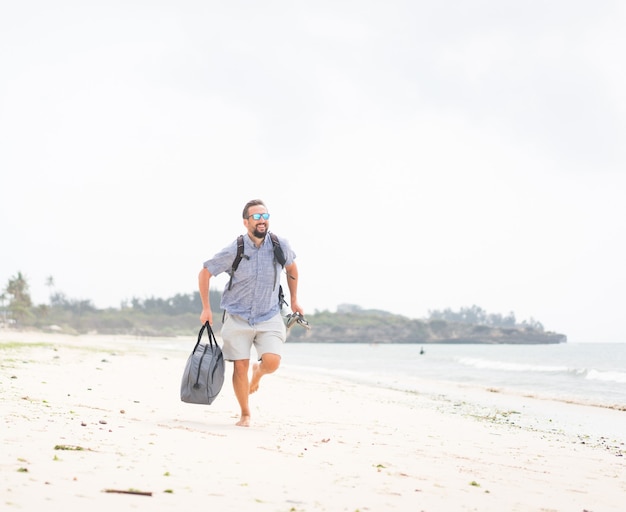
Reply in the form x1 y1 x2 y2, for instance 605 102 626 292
220 312 286 361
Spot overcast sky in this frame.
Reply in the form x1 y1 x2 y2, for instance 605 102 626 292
2 1 625 342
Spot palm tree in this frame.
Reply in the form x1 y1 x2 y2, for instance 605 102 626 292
0 292 7 325
45 275 55 303
5 272 33 323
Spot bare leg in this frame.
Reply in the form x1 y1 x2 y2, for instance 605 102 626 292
232 359 251 427
249 353 281 394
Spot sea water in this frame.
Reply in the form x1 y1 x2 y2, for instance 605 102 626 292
157 337 626 409
281 342 626 410
160 337 626 441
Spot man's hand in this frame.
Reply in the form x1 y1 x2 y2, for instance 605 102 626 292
200 307 213 326
290 299 304 316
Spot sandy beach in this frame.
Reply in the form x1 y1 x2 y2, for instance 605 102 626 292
2 330 625 511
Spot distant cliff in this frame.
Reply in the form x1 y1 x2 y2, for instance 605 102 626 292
286 310 566 344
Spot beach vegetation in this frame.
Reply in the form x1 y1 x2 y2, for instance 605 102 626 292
0 342 49 350
54 444 85 451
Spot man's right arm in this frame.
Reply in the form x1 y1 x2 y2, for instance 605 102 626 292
198 267 213 325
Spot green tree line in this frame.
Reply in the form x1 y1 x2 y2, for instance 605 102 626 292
1 271 564 343
1 271 222 336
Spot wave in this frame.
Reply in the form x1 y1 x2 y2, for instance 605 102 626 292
459 357 626 385
586 369 626 384
458 357 569 374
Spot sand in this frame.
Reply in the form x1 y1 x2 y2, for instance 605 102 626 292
1 330 625 511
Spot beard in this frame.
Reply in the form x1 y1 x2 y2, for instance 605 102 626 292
253 226 267 238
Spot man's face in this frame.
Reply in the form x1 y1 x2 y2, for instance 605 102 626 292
245 205 269 239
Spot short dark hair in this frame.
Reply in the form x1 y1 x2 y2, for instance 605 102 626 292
242 199 267 219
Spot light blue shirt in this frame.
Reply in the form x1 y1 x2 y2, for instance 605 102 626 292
203 233 295 324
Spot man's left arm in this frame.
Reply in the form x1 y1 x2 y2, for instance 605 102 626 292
285 262 303 315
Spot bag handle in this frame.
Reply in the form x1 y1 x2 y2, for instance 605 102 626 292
193 321 217 352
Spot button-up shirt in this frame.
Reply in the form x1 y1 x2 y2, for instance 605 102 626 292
203 233 295 324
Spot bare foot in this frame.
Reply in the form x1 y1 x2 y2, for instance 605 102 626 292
249 363 261 394
236 415 251 427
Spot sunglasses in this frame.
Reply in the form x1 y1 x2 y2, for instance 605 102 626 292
248 213 270 220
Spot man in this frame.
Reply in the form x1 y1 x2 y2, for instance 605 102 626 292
198 199 303 427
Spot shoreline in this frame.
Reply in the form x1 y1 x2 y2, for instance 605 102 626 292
2 331 625 511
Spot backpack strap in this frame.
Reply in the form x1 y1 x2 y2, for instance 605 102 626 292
227 235 245 290
269 233 288 308
269 232 286 267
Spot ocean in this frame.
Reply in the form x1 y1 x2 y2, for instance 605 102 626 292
159 337 626 441
280 342 626 411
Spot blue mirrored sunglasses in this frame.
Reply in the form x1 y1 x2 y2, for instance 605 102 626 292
248 213 270 220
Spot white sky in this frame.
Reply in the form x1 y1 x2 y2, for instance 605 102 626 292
1 1 625 342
